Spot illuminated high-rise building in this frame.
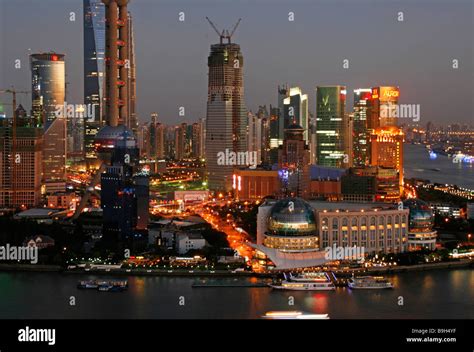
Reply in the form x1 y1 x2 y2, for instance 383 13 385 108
247 112 262 165
174 123 187 160
368 86 400 129
198 117 206 160
256 106 270 165
83 0 106 163
191 122 203 159
31 52 67 193
94 0 149 250
0 113 43 208
370 127 404 191
148 112 165 159
368 86 404 191
353 88 371 166
283 87 309 141
137 123 149 157
268 106 280 164
315 86 349 168
277 84 288 144
278 123 310 198
205 22 246 191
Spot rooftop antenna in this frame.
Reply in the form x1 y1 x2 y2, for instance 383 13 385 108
206 17 241 44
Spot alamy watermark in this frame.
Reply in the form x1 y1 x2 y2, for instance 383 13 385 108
18 326 55 346
380 104 420 122
0 244 38 264
325 244 365 261
55 102 96 121
217 149 257 167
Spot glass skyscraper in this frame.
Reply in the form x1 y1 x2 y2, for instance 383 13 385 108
283 87 309 142
30 53 67 192
315 86 348 168
83 0 106 161
353 88 371 167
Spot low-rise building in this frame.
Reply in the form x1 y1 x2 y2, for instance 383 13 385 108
176 233 207 254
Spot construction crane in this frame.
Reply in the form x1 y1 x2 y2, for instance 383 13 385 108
0 88 31 208
206 17 242 44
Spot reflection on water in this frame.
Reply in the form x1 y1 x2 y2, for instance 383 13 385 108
0 269 473 319
404 144 474 189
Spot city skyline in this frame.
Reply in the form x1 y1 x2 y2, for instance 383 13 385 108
0 0 472 126
0 0 473 340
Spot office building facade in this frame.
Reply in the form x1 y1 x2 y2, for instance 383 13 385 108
315 86 349 168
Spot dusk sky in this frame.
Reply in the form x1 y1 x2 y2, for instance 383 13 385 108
0 0 473 126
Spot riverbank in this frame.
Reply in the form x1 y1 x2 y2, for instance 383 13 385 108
0 258 472 277
365 259 473 274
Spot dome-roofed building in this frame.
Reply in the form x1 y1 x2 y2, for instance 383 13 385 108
253 198 411 270
403 198 437 250
94 125 136 162
263 197 319 252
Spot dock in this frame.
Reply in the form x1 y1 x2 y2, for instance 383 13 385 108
192 282 269 288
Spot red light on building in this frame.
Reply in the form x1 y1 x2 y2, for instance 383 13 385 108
51 55 58 61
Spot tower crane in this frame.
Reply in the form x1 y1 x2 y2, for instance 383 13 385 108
206 17 242 44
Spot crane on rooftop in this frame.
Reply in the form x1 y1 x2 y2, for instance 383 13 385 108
206 17 242 44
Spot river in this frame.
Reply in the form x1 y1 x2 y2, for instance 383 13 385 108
404 143 474 190
0 269 472 319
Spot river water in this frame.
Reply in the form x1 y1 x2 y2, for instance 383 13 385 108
404 143 474 190
0 269 472 319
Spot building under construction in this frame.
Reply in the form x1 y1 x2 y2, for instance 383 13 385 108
205 17 247 192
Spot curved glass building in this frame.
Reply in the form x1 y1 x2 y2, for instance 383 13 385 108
403 199 437 250
264 198 319 252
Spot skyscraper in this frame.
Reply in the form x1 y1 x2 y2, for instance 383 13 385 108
258 106 271 166
0 111 43 208
93 0 149 249
247 111 262 165
83 0 106 163
283 87 309 141
148 112 165 159
368 86 404 192
205 21 246 191
191 122 203 159
353 88 371 167
315 86 349 168
174 122 187 160
100 128 148 248
31 52 67 193
278 123 310 198
127 12 137 134
277 84 289 144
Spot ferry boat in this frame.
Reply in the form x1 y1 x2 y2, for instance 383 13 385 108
289 272 330 282
348 275 393 289
77 280 128 292
262 311 329 320
269 273 335 291
77 280 99 289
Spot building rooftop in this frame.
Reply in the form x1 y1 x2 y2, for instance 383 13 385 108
14 208 61 218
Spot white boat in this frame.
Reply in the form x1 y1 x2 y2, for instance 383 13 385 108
262 311 330 320
289 272 330 282
270 273 335 291
348 275 393 289
270 280 335 291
